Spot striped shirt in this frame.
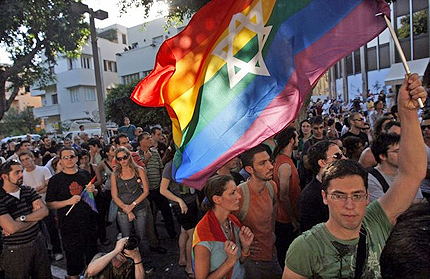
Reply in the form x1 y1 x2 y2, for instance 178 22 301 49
138 149 163 190
0 186 41 245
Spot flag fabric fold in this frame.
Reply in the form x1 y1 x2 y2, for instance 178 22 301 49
132 0 390 189
81 188 98 213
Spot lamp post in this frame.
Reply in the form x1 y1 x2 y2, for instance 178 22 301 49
72 2 108 140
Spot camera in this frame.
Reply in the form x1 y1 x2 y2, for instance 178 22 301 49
124 236 139 251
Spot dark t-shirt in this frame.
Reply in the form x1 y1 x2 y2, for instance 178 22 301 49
298 178 329 233
84 253 134 279
40 145 58 165
46 169 97 232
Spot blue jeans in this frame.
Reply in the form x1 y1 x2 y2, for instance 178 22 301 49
117 207 148 249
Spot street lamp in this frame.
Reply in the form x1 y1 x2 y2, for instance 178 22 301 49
71 2 108 140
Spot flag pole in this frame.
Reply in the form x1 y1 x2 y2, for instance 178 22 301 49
65 176 97 216
65 204 75 216
377 13 424 108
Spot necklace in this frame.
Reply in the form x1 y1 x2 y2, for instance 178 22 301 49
222 219 232 240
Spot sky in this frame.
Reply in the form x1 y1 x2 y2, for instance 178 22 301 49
0 0 168 64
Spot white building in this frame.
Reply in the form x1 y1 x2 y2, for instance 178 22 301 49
116 18 188 85
31 25 127 133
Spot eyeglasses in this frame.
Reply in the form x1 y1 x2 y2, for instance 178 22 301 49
326 152 344 160
116 155 129 162
421 125 430 130
329 193 368 202
62 155 77 160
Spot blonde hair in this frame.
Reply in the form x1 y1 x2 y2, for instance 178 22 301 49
114 147 139 177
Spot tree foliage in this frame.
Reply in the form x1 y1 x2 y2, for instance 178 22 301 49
0 0 89 122
105 80 171 129
397 9 428 39
0 107 41 136
118 0 210 25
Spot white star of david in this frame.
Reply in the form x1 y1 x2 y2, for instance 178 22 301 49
212 1 272 89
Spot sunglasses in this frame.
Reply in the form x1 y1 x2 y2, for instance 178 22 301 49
62 155 77 160
326 152 343 160
421 125 430 130
116 155 129 162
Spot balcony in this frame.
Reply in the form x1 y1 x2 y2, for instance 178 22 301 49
33 104 60 118
57 68 95 89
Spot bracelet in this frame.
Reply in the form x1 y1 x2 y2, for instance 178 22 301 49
134 261 143 265
241 250 250 257
132 201 137 206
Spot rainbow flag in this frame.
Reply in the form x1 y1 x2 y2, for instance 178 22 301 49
81 188 98 213
132 0 389 189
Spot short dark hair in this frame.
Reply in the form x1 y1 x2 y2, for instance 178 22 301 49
384 121 400 133
20 140 30 145
308 140 337 174
88 138 102 148
321 159 368 192
0 160 21 176
372 116 393 139
150 127 161 135
59 147 78 158
114 133 128 145
204 175 234 209
273 127 296 159
380 203 430 278
342 136 363 159
137 132 151 144
311 116 324 126
371 133 400 164
241 144 268 168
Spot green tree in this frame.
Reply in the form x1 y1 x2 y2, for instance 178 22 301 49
105 80 171 129
0 107 41 136
119 0 210 24
0 0 89 121
397 10 428 39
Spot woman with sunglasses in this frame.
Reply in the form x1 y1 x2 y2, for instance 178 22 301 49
111 147 150 253
193 175 254 279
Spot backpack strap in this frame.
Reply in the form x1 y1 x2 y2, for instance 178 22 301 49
237 181 276 222
237 181 250 222
367 167 390 193
265 181 276 206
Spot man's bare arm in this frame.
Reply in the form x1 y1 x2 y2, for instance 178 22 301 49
379 74 427 224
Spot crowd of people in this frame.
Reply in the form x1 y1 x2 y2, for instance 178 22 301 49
0 74 429 279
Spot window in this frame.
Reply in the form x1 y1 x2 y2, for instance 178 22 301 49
122 73 140 84
84 87 96 101
103 60 117 72
68 58 77 70
152 35 163 44
81 56 91 69
122 34 127 45
70 88 80 103
52 94 58 105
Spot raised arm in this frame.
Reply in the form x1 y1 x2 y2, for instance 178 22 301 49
379 73 427 224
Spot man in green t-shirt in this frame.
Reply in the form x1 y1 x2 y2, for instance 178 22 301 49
283 73 427 279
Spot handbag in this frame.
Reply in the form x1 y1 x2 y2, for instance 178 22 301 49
108 199 119 223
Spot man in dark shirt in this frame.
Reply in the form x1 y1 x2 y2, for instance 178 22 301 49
151 127 167 158
299 140 345 232
46 147 98 279
341 112 369 147
40 136 58 166
300 116 328 186
0 160 51 278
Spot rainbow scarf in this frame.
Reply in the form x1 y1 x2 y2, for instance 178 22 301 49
132 0 389 189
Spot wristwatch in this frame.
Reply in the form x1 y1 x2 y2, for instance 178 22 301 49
19 215 26 222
